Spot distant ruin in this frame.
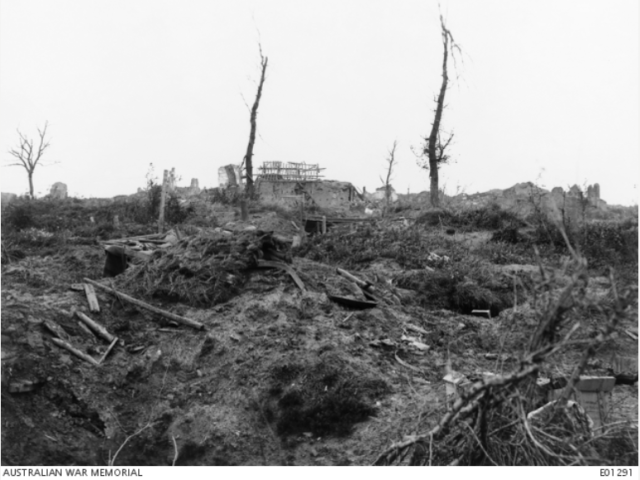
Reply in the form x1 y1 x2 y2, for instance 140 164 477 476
217 161 361 210
49 182 68 199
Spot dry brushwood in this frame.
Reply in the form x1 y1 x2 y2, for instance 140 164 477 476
115 229 290 307
374 243 631 466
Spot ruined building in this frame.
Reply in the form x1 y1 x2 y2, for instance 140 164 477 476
218 161 361 210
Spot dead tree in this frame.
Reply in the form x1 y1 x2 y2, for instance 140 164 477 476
5 122 51 198
419 14 460 208
380 140 398 214
242 45 269 200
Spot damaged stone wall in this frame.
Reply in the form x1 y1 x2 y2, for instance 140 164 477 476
256 179 358 210
218 165 244 191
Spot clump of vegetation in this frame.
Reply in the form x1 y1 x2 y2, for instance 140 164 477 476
416 203 524 232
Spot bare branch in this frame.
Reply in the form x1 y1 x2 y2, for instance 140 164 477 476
5 122 52 197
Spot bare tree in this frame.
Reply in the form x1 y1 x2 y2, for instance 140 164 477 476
380 140 398 214
242 45 268 199
6 122 51 198
418 14 460 208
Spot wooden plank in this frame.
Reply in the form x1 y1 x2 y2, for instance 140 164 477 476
84 278 205 330
103 233 164 244
84 283 100 313
51 338 100 367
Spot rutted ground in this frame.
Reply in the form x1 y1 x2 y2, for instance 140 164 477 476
1 203 638 466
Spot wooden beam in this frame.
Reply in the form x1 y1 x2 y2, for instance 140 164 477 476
51 338 100 367
84 283 100 313
84 278 205 330
75 311 116 343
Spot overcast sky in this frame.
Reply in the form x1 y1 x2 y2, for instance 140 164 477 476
1 0 638 205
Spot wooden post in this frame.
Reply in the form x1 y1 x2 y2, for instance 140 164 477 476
300 197 304 226
158 169 168 233
321 216 327 234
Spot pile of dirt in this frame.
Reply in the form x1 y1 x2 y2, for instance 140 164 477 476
117 230 291 307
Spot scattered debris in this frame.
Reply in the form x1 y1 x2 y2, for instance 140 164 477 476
75 311 116 343
257 259 306 292
8 379 43 394
327 295 377 310
50 338 101 367
98 337 119 364
394 354 421 372
84 278 205 330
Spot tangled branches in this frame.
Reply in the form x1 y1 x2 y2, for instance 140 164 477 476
374 241 632 466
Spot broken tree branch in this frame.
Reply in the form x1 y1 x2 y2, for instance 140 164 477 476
83 278 205 330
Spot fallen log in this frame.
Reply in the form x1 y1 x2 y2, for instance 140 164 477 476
75 311 116 343
83 278 205 330
51 338 101 367
83 284 101 313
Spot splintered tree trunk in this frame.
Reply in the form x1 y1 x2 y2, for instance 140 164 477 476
427 19 450 208
243 53 269 200
28 171 34 198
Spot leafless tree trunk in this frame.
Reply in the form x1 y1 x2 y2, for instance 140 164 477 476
243 46 268 199
6 122 51 198
425 15 458 208
380 140 398 214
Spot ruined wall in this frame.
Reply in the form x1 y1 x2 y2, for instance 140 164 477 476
49 182 68 199
256 180 357 210
1 192 17 209
218 165 243 190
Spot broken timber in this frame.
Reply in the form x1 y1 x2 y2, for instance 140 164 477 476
83 278 205 330
75 311 116 343
84 283 100 313
99 338 119 364
256 260 306 292
51 338 101 367
327 295 377 310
